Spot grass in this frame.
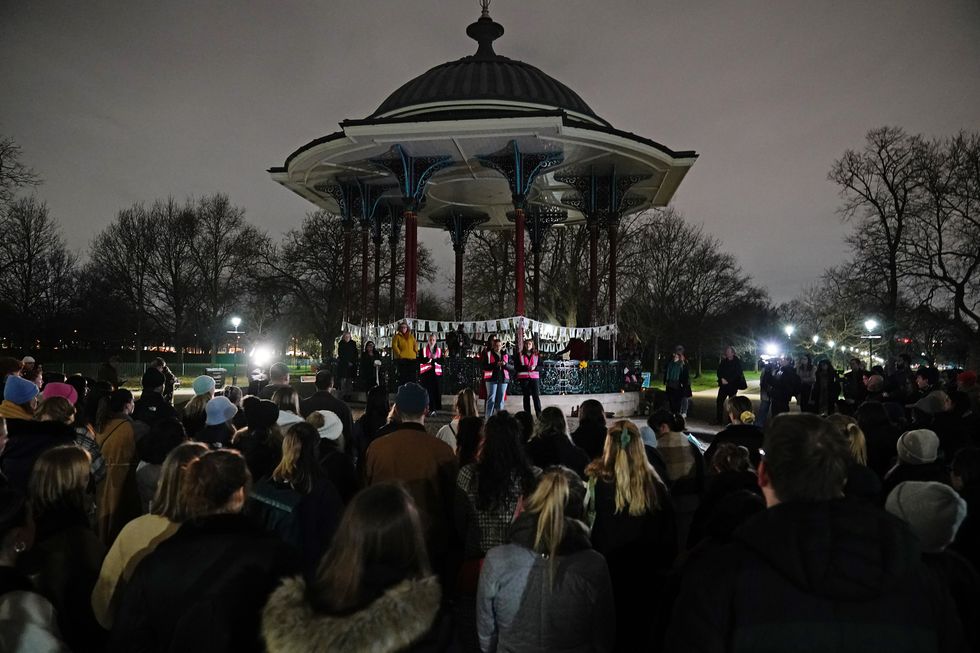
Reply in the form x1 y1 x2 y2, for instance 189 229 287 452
648 369 760 393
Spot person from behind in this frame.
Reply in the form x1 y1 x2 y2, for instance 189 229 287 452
131 368 177 430
262 483 452 653
826 413 881 502
525 406 590 479
0 488 69 652
352 385 390 466
271 387 304 429
222 386 248 430
436 387 479 451
0 390 76 493
94 389 140 545
180 375 215 437
23 445 105 652
299 371 353 453
92 442 208 630
585 421 674 652
571 398 607 459
0 375 40 422
196 395 238 449
231 399 283 482
882 429 949 499
134 418 187 513
704 395 764 469
455 415 485 468
477 466 615 653
258 362 291 400
665 413 968 652
110 449 296 653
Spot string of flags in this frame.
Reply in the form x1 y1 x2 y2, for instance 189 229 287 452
341 316 618 351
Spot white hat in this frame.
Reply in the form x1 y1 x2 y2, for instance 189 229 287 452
313 410 343 441
21 356 35 364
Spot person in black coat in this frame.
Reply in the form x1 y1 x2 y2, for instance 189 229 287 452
704 395 764 469
132 368 178 429
335 331 358 398
111 450 297 653
0 419 75 493
881 429 950 500
715 347 745 424
665 414 968 653
811 359 841 415
571 399 607 460
299 371 353 456
770 356 801 416
525 407 590 479
358 341 384 391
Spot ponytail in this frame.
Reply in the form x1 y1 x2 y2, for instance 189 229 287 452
524 466 585 587
95 389 133 433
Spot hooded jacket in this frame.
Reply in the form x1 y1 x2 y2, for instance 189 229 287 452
665 499 966 652
477 513 615 653
262 575 446 653
0 420 75 492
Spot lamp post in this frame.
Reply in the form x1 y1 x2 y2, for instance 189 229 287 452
228 316 244 387
863 318 879 369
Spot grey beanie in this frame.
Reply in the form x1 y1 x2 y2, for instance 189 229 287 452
896 429 940 465
885 481 967 553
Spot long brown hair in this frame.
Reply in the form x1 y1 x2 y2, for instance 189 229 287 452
311 483 429 613
35 397 76 424
180 449 251 519
454 388 478 419
271 422 323 494
151 442 209 521
585 420 661 515
271 387 300 415
29 445 91 519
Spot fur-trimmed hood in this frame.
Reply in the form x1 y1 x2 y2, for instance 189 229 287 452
262 575 441 653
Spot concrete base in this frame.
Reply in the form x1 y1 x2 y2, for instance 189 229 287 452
346 390 640 418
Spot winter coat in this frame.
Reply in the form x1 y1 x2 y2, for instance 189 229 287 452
358 351 383 389
231 429 282 483
109 513 297 653
665 498 968 652
716 357 745 389
0 419 75 492
811 368 841 414
392 330 418 360
317 444 359 505
336 339 358 375
525 433 591 479
0 566 69 653
477 513 615 653
262 575 451 653
131 392 177 429
0 401 33 421
881 461 950 501
194 423 235 450
91 514 179 630
704 424 765 469
299 391 353 451
589 478 676 652
454 464 540 559
95 417 141 545
365 424 458 555
20 504 106 652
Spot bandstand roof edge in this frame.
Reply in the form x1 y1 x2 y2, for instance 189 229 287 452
269 111 697 230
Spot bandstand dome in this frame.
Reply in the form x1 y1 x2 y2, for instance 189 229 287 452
269 7 698 230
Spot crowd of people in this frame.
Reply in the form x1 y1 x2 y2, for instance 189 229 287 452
0 347 978 652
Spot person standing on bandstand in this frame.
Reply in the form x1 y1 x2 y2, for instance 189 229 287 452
516 339 542 417
391 321 418 386
419 334 444 415
483 338 511 418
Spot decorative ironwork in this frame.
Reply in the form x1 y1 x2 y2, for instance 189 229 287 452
384 209 403 245
313 180 362 223
432 211 490 252
355 181 397 229
476 140 564 210
370 145 453 212
507 205 567 253
555 167 650 225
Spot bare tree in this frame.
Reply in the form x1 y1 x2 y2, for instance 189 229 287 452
145 198 199 360
0 135 41 213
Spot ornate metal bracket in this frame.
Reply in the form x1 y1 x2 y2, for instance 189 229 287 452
555 166 650 225
507 205 568 253
370 145 453 213
476 140 564 210
431 210 490 252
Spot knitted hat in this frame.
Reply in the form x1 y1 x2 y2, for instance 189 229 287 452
21 356 35 365
4 375 39 405
896 429 940 465
885 481 967 552
41 382 78 406
911 391 948 416
866 375 884 393
312 410 342 441
957 370 977 387
141 367 166 390
395 382 428 415
191 375 216 396
205 396 238 426
245 399 279 430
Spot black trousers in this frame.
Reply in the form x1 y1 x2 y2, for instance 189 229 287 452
716 384 738 423
666 386 685 414
520 378 542 416
420 370 443 411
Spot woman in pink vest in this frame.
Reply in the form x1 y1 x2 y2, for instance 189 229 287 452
516 339 542 417
419 333 443 415
482 338 511 418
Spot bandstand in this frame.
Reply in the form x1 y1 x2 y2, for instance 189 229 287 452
269 2 697 413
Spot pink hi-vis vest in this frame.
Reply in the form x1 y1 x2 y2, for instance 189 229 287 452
517 353 539 380
483 351 509 380
419 345 442 376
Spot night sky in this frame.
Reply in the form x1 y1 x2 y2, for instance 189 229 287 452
3 0 978 303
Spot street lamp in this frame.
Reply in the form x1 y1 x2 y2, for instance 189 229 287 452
784 325 795 338
228 316 245 386
811 335 819 345
863 318 881 369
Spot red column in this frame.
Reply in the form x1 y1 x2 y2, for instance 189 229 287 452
588 219 599 356
389 234 397 322
373 238 382 326
403 211 417 318
608 219 619 360
342 223 353 323
532 248 541 318
360 226 369 323
514 208 527 347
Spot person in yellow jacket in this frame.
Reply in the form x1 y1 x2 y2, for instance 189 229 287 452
391 321 419 385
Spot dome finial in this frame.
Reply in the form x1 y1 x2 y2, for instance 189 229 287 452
467 1 504 59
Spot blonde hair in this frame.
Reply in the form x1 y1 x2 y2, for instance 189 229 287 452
454 388 478 419
725 395 755 424
585 420 661 515
29 445 91 518
182 393 209 424
151 442 209 521
826 414 867 466
523 466 586 584
35 397 76 424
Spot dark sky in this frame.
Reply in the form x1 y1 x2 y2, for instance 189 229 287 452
3 1 979 303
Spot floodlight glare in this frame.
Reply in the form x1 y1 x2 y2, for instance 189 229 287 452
230 316 242 329
250 345 273 368
812 335 819 344
827 340 836 348
763 342 780 357
864 319 878 332
784 325 795 337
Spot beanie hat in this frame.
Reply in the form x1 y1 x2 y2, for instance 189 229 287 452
205 396 238 426
395 382 428 416
141 367 166 390
191 375 216 396
885 481 967 552
896 429 940 465
21 356 35 365
866 375 884 393
312 410 342 441
245 399 279 430
4 375 39 405
41 382 78 406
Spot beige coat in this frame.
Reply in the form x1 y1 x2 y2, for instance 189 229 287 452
95 417 141 546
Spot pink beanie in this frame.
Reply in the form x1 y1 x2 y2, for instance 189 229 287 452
42 382 79 406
